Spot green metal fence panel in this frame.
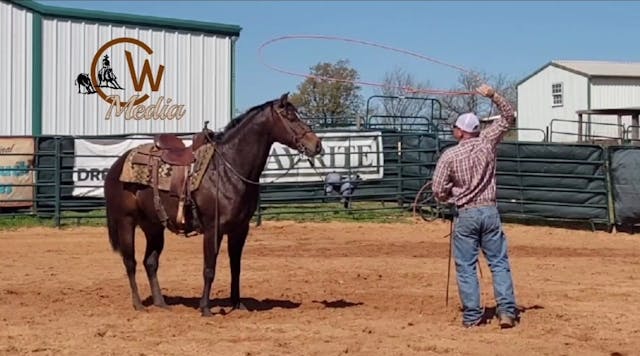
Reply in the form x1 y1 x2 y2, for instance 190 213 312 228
495 142 609 224
35 136 75 219
397 132 440 192
405 139 610 225
0 128 619 229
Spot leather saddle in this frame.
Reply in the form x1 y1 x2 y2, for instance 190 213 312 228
153 134 195 166
124 122 215 237
147 133 200 235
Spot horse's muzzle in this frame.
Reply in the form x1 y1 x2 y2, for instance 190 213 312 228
299 133 323 157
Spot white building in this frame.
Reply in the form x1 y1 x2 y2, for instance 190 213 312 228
0 0 241 136
516 60 640 143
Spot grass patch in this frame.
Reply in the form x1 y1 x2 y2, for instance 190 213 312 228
0 203 611 232
0 202 417 229
256 202 415 223
0 215 57 229
0 209 107 230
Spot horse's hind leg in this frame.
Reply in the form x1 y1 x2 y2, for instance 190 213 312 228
228 223 249 311
119 216 145 311
140 222 169 308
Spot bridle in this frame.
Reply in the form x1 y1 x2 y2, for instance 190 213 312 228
273 104 314 155
202 102 316 186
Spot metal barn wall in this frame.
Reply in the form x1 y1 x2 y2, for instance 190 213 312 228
589 77 640 139
41 18 232 135
517 65 588 142
0 0 33 135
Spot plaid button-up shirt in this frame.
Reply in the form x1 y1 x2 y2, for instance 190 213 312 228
432 93 515 209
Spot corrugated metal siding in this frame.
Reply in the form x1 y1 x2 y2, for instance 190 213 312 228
589 78 640 140
517 65 588 142
41 17 231 136
0 1 32 135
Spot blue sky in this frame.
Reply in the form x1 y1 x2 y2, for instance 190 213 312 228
39 1 640 113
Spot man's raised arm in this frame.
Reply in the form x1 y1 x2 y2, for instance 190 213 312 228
478 84 516 146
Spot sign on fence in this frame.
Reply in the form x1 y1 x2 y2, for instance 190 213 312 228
72 131 384 197
0 137 35 207
72 137 192 197
260 131 385 183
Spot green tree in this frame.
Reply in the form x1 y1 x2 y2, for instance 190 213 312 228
290 60 363 122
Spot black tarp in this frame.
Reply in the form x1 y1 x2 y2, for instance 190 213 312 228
608 146 640 226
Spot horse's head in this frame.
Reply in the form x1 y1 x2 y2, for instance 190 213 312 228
269 92 322 157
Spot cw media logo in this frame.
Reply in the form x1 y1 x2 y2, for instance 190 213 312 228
74 37 186 121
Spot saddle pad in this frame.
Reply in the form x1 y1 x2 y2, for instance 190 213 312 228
119 142 215 192
119 143 172 190
189 143 215 191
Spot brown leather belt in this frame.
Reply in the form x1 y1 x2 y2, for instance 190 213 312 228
457 201 496 211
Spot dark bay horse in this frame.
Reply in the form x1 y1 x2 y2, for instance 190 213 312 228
104 93 323 316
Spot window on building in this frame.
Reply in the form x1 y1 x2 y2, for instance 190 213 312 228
552 83 563 106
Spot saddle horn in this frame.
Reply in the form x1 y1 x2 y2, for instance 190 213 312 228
203 121 210 130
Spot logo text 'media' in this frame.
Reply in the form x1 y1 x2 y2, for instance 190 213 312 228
75 37 186 121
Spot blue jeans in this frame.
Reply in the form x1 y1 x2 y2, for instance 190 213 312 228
453 205 517 325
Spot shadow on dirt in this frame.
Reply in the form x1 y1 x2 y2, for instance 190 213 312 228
143 295 302 311
312 299 364 308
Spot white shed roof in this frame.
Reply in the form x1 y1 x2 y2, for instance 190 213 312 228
553 60 640 77
518 60 640 86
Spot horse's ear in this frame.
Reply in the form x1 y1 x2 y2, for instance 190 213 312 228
279 92 289 107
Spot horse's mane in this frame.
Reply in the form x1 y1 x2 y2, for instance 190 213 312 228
213 99 276 142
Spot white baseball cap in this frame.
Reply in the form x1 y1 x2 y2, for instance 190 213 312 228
454 112 480 133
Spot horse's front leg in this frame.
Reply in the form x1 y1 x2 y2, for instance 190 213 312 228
228 223 250 311
199 228 223 317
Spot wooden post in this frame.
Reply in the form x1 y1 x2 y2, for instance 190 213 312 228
618 114 623 143
578 113 583 142
632 113 639 141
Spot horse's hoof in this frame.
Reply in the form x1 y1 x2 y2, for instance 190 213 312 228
201 308 213 317
154 302 171 310
133 303 145 311
233 302 248 311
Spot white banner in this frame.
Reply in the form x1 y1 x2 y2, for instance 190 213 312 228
260 131 384 183
72 136 192 197
72 131 384 197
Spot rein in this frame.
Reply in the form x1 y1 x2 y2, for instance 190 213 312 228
216 147 306 185
199 110 314 256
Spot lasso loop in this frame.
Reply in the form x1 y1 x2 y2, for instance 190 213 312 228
258 34 478 96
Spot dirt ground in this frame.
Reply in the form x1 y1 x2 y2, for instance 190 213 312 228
1 219 639 356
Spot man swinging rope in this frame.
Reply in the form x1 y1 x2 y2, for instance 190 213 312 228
432 84 518 329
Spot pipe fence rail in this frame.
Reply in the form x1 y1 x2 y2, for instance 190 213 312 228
0 113 639 231
548 119 640 144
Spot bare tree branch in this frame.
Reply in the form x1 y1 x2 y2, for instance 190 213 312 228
373 66 434 118
440 70 517 123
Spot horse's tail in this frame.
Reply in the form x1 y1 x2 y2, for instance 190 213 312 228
104 151 131 253
107 210 120 252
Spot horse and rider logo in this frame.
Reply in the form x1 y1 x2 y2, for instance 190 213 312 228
75 54 124 94
73 37 185 120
